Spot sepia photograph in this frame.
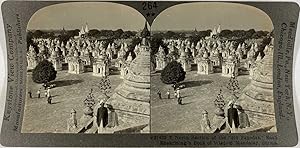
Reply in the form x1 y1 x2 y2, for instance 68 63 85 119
1 0 300 147
24 2 150 133
150 2 276 133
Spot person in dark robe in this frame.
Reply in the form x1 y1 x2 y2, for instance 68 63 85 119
96 102 107 127
43 83 47 90
94 100 108 133
227 101 239 131
28 90 32 98
177 94 182 105
172 84 177 91
236 105 250 129
106 104 119 128
102 106 108 128
47 95 52 104
37 89 41 98
157 90 162 99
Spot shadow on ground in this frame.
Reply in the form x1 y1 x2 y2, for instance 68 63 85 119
52 80 83 87
182 80 213 88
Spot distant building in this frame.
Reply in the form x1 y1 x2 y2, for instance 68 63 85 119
68 50 84 74
155 46 167 70
92 52 109 77
222 55 238 77
75 23 89 39
48 47 62 71
27 45 38 70
196 51 213 75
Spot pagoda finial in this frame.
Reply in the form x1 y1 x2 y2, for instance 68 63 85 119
85 22 89 33
141 21 150 38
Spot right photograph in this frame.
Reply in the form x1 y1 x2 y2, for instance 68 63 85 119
150 2 276 133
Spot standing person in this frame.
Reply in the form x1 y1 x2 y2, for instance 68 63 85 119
43 83 47 90
28 90 32 99
47 87 51 97
236 105 250 129
166 89 170 99
106 104 118 128
177 95 182 105
37 89 41 98
227 101 239 133
157 90 162 99
177 90 182 105
93 100 108 133
172 83 176 91
47 94 52 104
176 88 180 98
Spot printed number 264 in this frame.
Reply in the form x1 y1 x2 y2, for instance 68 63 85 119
142 2 158 10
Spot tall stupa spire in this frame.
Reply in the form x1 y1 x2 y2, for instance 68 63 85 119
141 21 150 38
217 24 221 34
85 22 89 33
107 37 151 132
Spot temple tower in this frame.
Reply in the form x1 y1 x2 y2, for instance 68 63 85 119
27 45 38 70
106 38 151 132
116 43 126 68
155 46 167 70
238 38 276 131
177 49 191 72
68 50 84 74
92 53 109 77
48 47 62 71
222 55 238 77
80 48 92 66
210 48 221 67
196 51 213 75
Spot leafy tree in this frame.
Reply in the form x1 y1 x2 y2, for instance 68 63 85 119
252 30 269 39
32 30 44 38
88 29 100 37
121 31 136 39
160 61 186 85
150 34 167 55
257 37 272 58
219 29 232 38
165 31 176 39
113 29 124 39
245 29 255 39
32 60 57 85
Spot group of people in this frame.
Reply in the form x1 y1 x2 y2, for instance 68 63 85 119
27 86 53 104
200 100 250 133
226 101 250 132
157 86 183 105
67 99 119 133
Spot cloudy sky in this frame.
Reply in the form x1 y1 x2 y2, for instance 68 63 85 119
27 2 273 32
152 2 274 31
27 2 146 31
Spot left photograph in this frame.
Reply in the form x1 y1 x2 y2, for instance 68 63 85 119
23 2 150 133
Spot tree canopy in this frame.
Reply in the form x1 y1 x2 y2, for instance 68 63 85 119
161 61 186 85
32 60 57 84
